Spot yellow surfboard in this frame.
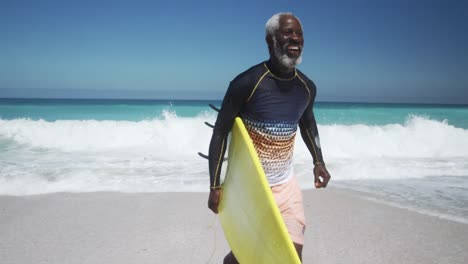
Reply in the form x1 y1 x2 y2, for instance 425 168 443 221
218 117 301 263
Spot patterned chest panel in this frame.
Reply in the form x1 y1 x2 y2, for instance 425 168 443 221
243 117 297 185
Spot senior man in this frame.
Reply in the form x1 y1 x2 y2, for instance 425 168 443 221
207 12 331 263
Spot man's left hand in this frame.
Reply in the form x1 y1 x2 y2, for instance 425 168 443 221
314 164 331 188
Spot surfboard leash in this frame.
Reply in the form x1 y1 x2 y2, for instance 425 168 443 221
205 214 219 264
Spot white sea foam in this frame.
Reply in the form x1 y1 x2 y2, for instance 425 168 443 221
0 110 214 156
0 115 467 195
1 114 466 157
294 115 468 182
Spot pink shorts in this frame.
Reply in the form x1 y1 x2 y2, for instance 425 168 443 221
271 175 306 245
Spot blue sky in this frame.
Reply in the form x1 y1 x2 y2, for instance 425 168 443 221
1 0 467 104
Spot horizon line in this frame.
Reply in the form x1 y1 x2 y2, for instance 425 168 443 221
1 97 467 107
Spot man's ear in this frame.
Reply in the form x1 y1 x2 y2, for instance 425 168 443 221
266 34 273 47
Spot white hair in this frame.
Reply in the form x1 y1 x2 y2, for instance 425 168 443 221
265 12 303 37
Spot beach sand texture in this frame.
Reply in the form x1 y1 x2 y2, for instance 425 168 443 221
1 189 467 264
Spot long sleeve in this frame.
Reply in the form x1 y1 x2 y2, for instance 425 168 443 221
298 84 324 164
208 81 248 188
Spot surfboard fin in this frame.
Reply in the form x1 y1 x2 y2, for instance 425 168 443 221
199 104 226 161
198 152 209 159
198 152 227 161
209 104 220 112
204 122 215 129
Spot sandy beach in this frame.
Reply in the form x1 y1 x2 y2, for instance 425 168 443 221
0 188 467 264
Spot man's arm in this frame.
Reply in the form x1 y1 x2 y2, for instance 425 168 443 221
298 88 331 188
208 80 247 213
299 101 324 164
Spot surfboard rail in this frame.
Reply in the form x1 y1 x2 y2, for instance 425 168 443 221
218 117 301 263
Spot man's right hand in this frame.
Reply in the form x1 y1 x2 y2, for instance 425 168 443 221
208 188 222 214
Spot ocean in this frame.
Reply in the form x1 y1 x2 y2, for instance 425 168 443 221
1 98 467 223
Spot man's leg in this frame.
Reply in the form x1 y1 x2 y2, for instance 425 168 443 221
272 175 306 262
223 251 239 264
224 244 301 264
224 176 305 264
294 242 303 262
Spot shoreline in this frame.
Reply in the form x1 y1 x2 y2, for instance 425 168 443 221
329 186 468 225
1 189 467 264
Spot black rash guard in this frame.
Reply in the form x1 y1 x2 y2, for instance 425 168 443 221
209 61 324 189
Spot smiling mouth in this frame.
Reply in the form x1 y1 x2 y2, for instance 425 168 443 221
286 46 301 56
287 46 300 52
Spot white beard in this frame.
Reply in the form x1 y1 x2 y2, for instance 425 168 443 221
273 37 302 69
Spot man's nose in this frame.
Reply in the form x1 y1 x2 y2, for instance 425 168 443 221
290 32 301 41
290 33 300 42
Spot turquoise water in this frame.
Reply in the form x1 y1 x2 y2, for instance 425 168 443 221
1 99 467 128
1 98 468 223
316 102 468 128
0 99 219 121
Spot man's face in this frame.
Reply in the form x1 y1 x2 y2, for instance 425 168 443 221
273 16 304 68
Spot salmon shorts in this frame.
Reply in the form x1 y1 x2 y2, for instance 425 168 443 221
271 175 306 245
